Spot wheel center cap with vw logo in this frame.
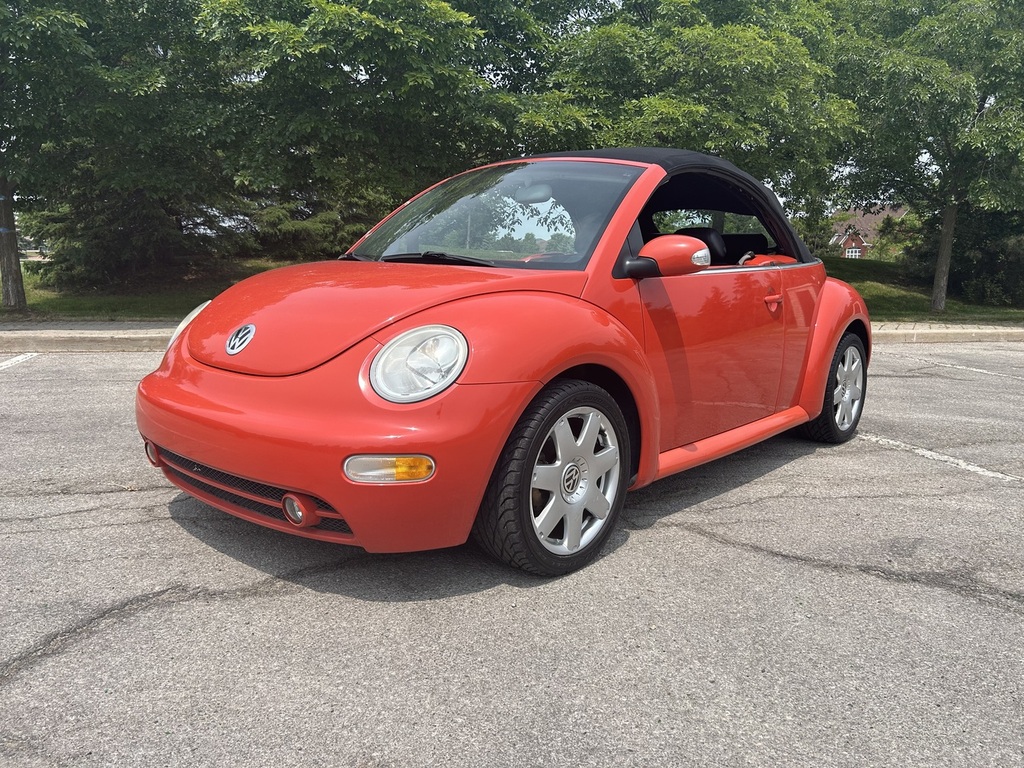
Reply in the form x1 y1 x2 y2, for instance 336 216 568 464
561 457 589 504
226 324 256 355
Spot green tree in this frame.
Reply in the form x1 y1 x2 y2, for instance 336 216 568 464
536 0 856 205
872 211 922 262
1 2 95 309
835 0 1024 311
29 0 245 289
12 0 615 290
518 231 538 253
447 0 611 157
5 0 245 293
907 205 1024 307
791 211 840 261
546 231 574 252
445 0 614 92
198 0 503 251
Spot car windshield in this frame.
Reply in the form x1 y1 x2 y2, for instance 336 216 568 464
351 160 645 270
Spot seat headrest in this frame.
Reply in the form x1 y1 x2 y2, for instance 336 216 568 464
675 227 729 265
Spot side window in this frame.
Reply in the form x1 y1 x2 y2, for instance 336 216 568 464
720 213 776 246
638 171 796 265
651 209 712 233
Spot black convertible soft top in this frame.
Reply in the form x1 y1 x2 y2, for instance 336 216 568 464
535 147 740 175
532 147 811 263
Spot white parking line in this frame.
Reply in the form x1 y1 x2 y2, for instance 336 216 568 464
894 353 1024 382
0 352 39 371
859 432 1022 482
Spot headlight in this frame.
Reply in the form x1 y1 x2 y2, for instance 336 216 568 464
370 325 468 403
167 300 211 349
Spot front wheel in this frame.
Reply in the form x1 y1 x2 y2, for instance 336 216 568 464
800 331 866 443
472 379 630 576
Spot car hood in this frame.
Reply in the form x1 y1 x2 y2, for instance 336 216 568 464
185 261 589 376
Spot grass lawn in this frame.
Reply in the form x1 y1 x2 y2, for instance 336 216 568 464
14 258 287 321
820 256 1024 324
6 255 1024 325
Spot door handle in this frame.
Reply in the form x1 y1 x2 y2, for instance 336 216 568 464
764 293 783 306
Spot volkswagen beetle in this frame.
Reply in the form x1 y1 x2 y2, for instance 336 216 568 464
136 148 869 575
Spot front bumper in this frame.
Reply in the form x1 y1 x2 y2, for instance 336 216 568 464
136 337 537 552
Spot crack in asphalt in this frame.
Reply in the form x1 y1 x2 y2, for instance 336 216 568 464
0 503 177 530
681 522 1024 617
891 353 1024 382
624 488 953 524
0 587 188 687
0 562 344 687
0 504 109 522
0 517 173 536
700 489 953 507
0 484 171 499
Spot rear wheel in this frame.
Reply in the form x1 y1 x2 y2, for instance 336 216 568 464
800 331 866 443
473 379 629 576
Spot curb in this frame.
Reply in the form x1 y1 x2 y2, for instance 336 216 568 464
0 329 174 353
871 326 1024 344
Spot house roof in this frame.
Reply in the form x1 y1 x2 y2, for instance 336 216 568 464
832 207 908 245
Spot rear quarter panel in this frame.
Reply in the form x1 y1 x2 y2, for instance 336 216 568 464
777 261 827 409
793 275 872 418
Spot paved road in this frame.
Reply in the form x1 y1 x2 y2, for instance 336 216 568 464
0 344 1022 766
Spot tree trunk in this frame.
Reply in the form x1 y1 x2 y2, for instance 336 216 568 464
930 201 959 313
0 176 28 311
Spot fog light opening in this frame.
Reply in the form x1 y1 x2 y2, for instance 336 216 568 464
144 442 162 467
344 455 436 483
282 494 320 528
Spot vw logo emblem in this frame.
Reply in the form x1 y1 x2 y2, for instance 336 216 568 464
226 324 256 355
562 464 582 494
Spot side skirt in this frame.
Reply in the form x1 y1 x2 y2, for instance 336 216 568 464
653 406 810 482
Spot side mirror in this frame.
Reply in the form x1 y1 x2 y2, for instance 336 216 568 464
623 235 712 278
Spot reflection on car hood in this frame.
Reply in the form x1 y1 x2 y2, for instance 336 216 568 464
186 261 588 376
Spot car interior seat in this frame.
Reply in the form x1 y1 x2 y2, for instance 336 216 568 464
722 233 769 263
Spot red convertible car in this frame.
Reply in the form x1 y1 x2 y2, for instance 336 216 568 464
137 148 869 575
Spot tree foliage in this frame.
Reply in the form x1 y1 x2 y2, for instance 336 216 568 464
11 0 244 292
5 0 1023 309
539 0 857 207
834 0 1024 309
1 1 94 307
906 205 1024 307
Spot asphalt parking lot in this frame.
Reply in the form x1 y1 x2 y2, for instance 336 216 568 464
1 342 1022 767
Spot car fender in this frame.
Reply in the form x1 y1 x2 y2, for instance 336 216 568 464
796 277 872 419
373 291 663 486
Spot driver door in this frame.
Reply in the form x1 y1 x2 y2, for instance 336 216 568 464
640 264 786 451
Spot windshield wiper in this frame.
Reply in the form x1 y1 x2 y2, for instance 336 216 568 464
379 250 494 267
338 252 373 261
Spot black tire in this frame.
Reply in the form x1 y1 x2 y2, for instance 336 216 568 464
472 379 630 576
799 331 867 443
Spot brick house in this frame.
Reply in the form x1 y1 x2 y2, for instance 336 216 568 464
829 208 907 258
832 231 867 259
